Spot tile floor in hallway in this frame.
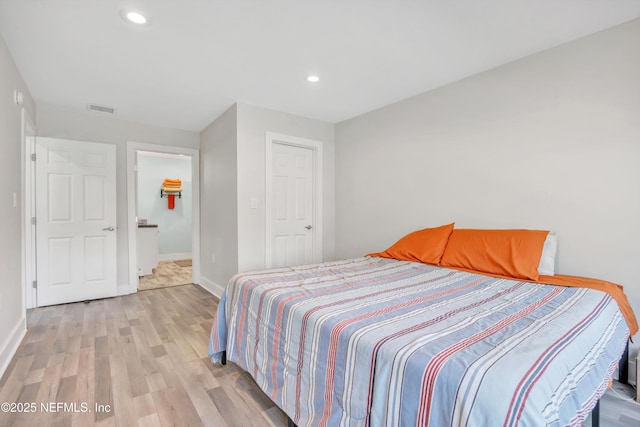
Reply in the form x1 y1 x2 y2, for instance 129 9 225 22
138 260 192 290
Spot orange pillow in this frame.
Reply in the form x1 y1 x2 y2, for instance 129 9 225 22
439 229 549 280
367 223 454 265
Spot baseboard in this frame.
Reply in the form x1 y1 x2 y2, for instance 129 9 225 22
158 252 192 262
0 317 27 380
199 276 225 298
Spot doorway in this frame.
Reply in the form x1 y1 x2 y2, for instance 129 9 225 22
136 151 193 290
126 142 200 293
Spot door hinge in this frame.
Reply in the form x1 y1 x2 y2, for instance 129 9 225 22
31 217 36 225
31 153 36 161
32 280 37 288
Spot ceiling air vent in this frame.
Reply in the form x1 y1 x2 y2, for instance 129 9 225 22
87 103 116 115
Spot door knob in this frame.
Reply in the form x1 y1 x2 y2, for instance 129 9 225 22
305 225 312 230
102 226 115 231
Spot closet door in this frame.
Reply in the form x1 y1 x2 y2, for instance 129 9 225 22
271 143 314 268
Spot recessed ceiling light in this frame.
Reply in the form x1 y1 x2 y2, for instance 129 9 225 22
306 75 320 83
121 10 148 25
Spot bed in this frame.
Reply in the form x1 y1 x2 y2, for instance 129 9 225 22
208 227 637 426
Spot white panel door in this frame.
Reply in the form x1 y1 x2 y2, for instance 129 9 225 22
272 143 314 268
36 137 117 306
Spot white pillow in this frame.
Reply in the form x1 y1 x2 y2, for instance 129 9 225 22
537 232 558 276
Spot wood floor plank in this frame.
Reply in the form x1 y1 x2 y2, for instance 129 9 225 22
136 412 162 427
263 406 288 427
94 354 113 422
30 327 56 372
61 350 80 379
94 304 108 338
0 355 35 401
207 386 250 427
50 375 77 427
33 362 63 403
145 372 167 394
154 354 182 391
0 381 40 426
133 393 156 419
24 367 45 385
118 334 150 398
129 325 161 377
25 363 62 426
95 336 109 359
235 371 277 411
137 317 163 348
152 387 202 427
162 343 220 420
72 346 95 427
200 412 229 427
111 370 137 427
94 415 116 427
46 352 66 369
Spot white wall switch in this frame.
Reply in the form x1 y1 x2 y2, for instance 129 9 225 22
211 253 216 263
250 198 258 209
13 192 17 208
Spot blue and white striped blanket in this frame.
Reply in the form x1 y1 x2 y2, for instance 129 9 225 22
209 257 628 426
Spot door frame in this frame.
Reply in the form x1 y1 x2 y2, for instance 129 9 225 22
265 132 323 268
21 108 37 309
126 141 200 294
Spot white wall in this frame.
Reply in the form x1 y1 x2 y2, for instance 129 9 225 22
236 103 335 273
336 19 640 358
137 153 192 257
200 104 238 295
198 103 335 295
0 35 35 376
36 105 200 293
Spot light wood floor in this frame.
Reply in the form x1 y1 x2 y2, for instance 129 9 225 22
0 284 286 427
1 284 638 427
138 260 193 290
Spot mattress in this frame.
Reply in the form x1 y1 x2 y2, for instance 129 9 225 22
209 257 629 426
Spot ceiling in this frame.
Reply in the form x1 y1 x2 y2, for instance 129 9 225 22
1 1 639 132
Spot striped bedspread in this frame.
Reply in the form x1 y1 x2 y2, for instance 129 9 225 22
208 257 629 427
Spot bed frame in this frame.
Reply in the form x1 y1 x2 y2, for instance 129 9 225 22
220 340 629 427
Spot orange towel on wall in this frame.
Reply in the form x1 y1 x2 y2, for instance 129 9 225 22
162 186 182 193
163 178 182 186
167 194 175 209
